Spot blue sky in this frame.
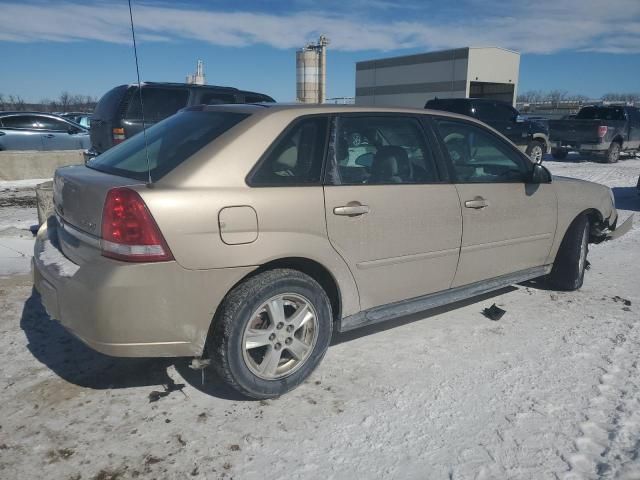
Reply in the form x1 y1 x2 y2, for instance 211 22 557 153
1 0 639 102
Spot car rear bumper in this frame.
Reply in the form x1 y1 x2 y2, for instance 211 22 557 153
552 141 607 152
32 221 255 358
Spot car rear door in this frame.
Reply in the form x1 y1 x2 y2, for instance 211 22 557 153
433 116 557 287
0 115 45 150
323 114 462 311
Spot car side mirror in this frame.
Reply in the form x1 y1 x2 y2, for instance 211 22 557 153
515 114 525 123
67 127 77 135
530 163 551 184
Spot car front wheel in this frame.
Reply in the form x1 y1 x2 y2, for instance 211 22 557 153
209 269 333 399
548 214 589 291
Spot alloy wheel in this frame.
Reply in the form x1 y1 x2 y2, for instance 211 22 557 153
241 293 318 380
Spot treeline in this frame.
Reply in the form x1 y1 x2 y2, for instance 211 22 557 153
0 92 98 113
517 90 640 105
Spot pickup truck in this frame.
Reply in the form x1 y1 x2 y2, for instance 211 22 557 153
549 105 640 163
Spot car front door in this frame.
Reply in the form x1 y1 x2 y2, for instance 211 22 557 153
0 115 45 150
434 117 557 287
323 114 462 311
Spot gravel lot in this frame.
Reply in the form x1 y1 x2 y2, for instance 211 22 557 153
0 157 639 480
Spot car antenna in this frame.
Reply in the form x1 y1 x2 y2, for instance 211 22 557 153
127 0 152 186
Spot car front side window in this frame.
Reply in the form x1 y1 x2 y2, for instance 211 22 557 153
436 119 531 183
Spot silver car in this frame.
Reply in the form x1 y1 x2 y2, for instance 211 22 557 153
0 112 90 151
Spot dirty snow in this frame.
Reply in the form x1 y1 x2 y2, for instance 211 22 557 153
0 157 638 480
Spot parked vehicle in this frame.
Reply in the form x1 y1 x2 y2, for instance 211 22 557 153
425 98 550 162
86 82 275 159
33 104 631 399
548 105 640 163
0 112 89 151
61 112 92 129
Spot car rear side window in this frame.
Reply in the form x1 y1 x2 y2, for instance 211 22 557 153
245 94 275 103
249 117 328 186
35 117 72 131
125 87 190 122
87 111 249 182
436 119 531 183
330 115 438 185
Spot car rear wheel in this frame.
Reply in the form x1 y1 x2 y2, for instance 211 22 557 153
548 214 589 291
606 142 621 163
551 148 568 160
526 140 545 163
209 269 333 399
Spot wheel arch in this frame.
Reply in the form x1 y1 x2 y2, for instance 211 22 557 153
202 257 344 357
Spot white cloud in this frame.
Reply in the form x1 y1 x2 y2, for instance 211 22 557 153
1 0 639 54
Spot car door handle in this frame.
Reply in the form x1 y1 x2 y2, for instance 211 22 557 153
43 134 55 139
333 203 370 216
464 197 489 209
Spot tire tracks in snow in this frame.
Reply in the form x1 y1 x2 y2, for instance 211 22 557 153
562 311 640 480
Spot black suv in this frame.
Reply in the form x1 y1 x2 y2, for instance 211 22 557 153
425 98 550 162
87 82 275 158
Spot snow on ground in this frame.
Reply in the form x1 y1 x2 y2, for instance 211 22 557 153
0 158 638 480
0 181 38 276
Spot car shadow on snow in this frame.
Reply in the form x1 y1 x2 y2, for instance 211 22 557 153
332 286 518 345
20 288 247 401
612 186 640 212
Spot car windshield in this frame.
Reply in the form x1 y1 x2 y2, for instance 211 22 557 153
87 110 249 181
576 107 625 121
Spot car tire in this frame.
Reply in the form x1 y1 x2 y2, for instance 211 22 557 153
209 268 333 399
526 140 545 163
548 214 590 291
606 142 621 163
551 148 568 160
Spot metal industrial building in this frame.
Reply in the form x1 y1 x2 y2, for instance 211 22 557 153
355 47 520 108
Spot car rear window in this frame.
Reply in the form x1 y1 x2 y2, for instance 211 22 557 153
125 87 190 122
87 111 249 182
426 100 470 115
576 107 625 121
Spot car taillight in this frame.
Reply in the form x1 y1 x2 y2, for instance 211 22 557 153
112 127 126 144
598 126 608 138
101 187 173 262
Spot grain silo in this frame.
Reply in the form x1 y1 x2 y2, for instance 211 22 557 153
296 35 329 104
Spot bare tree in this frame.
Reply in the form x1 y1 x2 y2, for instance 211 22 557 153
58 91 71 113
546 90 568 108
7 94 26 111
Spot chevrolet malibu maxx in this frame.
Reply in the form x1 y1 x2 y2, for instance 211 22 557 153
33 104 632 399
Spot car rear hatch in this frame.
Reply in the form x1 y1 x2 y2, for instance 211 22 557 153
548 119 604 144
